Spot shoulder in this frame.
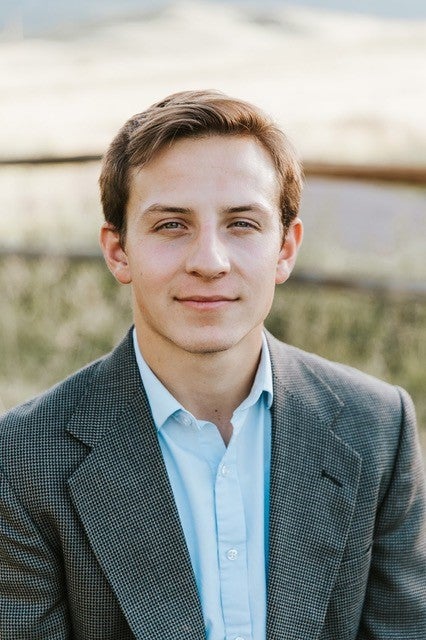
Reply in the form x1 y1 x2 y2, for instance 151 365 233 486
0 329 137 475
0 356 106 481
0 356 107 519
266 330 403 411
0 328 142 515
0 356 104 436
266 331 416 467
266 333 422 506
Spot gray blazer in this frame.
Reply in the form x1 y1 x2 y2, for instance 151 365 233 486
1 329 425 639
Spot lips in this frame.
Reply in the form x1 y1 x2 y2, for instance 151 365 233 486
175 295 237 309
177 296 236 302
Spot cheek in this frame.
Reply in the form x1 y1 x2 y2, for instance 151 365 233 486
128 245 178 281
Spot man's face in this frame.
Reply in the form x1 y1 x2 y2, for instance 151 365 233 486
102 135 302 357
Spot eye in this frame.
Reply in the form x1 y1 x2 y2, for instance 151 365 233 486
230 220 258 229
155 220 186 231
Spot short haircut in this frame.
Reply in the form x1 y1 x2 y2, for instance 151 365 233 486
99 90 303 245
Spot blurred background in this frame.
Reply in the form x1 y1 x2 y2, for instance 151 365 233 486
0 1 425 453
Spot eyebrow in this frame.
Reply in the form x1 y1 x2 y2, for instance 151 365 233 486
226 205 263 214
141 203 269 216
141 204 193 216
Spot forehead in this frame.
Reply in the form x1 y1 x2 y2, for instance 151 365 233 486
129 134 280 203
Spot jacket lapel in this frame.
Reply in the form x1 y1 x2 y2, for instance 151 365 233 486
66 332 205 639
266 333 362 640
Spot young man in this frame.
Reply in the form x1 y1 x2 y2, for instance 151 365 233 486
1 90 425 640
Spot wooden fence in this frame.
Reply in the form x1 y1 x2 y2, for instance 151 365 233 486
1 153 426 185
2 154 425 297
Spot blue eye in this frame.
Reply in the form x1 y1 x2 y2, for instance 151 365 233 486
156 221 184 230
232 220 254 228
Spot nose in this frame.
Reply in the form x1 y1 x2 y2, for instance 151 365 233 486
185 227 231 279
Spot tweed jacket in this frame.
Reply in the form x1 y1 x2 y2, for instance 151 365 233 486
0 329 425 639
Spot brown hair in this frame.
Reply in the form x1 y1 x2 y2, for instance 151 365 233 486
99 90 303 245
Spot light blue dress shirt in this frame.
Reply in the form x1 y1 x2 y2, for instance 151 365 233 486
132 329 273 640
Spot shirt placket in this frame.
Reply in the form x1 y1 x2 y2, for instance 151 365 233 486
215 417 252 640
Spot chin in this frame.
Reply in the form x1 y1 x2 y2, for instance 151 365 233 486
172 330 241 355
180 340 235 355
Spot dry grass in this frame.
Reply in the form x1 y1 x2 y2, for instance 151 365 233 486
1 257 425 445
0 258 131 411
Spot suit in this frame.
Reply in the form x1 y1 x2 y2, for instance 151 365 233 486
0 328 425 639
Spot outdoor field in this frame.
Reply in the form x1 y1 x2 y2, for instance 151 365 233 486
0 1 425 459
1 164 425 457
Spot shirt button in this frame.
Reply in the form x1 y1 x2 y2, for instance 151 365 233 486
221 464 230 476
226 548 238 561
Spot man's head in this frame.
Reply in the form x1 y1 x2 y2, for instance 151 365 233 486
99 89 302 246
100 91 304 358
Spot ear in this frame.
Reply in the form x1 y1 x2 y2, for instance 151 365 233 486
275 217 303 284
100 223 132 284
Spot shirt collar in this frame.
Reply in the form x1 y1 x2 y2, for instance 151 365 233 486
236 332 273 413
132 328 273 431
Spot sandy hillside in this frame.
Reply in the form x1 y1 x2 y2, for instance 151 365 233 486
0 1 425 165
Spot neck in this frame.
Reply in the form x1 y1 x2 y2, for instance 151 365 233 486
135 327 263 444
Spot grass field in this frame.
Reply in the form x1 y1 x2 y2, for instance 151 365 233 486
1 257 424 458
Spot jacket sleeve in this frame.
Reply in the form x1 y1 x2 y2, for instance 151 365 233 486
358 387 426 639
0 472 71 639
